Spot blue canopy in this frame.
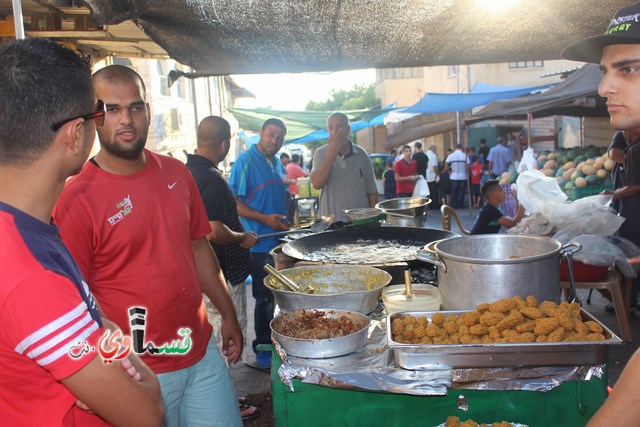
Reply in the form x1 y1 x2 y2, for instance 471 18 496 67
398 82 555 114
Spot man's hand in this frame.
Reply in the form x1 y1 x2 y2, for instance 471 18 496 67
220 315 243 364
327 126 349 156
264 213 289 230
239 232 258 249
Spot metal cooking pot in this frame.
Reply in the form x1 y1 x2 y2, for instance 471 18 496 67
270 309 370 358
416 235 580 310
264 265 392 314
375 197 431 228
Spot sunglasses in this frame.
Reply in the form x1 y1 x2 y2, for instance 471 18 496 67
51 100 106 132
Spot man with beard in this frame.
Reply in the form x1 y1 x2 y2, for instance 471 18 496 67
561 3 640 425
229 118 289 370
54 65 243 426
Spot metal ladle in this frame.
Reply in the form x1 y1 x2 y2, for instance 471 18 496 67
264 264 315 294
404 270 413 300
257 215 335 239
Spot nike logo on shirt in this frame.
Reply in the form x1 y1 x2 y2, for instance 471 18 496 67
168 182 177 189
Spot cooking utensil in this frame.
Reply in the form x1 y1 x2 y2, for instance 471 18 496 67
270 308 370 358
263 264 314 294
388 310 622 370
382 284 442 314
257 215 335 239
416 235 572 310
403 270 413 300
264 264 392 314
376 197 431 227
559 243 582 305
282 226 457 265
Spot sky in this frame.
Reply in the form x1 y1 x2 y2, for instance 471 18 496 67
231 69 376 111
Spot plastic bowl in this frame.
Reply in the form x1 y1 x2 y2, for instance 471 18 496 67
382 284 442 314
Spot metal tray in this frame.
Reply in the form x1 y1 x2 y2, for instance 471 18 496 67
387 309 623 370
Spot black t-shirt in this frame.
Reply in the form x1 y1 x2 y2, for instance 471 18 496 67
479 145 490 163
186 154 251 285
471 204 503 234
412 151 429 178
621 140 640 233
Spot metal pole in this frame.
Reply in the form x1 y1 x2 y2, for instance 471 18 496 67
455 65 461 146
12 0 25 39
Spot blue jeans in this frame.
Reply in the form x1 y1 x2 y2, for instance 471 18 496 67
450 179 467 209
157 335 242 427
250 252 275 354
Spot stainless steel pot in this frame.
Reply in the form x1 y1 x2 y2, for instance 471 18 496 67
270 309 370 358
264 265 392 314
416 235 580 310
375 197 431 228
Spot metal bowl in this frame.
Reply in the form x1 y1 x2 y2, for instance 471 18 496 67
270 309 370 358
264 265 392 314
375 197 430 217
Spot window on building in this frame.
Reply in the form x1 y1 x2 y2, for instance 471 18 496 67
509 60 544 69
447 65 458 77
170 108 180 131
157 60 171 96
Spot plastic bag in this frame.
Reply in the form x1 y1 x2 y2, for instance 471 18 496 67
517 147 538 174
561 234 638 278
515 170 624 241
413 176 430 197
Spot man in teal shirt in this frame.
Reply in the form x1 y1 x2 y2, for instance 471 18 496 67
229 118 289 369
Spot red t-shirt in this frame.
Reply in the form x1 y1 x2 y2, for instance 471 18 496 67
0 204 106 426
54 150 212 374
286 162 308 195
471 163 484 185
394 158 417 194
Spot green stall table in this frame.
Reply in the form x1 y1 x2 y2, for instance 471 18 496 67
267 347 608 427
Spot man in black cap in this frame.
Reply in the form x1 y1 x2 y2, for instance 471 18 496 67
562 3 640 425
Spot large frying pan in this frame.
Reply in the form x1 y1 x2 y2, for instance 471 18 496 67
282 226 457 265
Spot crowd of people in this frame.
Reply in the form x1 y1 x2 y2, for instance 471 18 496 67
3 2 640 424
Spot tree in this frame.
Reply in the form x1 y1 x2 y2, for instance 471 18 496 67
305 84 380 111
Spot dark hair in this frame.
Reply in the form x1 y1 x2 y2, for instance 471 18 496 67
0 39 93 164
291 153 300 163
279 152 290 160
386 159 394 167
471 155 478 163
402 145 411 151
481 179 501 197
414 141 422 149
262 118 287 131
480 138 486 144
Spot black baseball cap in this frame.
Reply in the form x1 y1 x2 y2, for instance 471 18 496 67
562 2 640 63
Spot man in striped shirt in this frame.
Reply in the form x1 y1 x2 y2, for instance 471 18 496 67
0 39 162 426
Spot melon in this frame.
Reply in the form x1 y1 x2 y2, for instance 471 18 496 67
575 177 588 188
547 153 555 160
586 158 596 166
574 155 586 164
596 169 608 179
594 157 605 169
542 168 555 177
555 169 565 177
560 178 570 187
586 175 601 186
538 154 548 162
563 161 576 170
582 165 596 176
565 181 574 190
577 161 586 171
604 159 616 171
562 168 575 180
571 170 585 181
543 160 558 170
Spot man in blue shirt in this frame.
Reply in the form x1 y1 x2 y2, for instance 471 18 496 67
487 136 513 179
229 118 289 369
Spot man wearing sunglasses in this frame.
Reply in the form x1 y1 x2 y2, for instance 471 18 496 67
0 39 162 426
54 65 243 426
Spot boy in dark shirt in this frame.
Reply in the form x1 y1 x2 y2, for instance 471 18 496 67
382 159 397 200
471 179 524 234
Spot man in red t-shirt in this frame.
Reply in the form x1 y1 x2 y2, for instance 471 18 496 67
0 39 161 427
286 153 309 195
470 155 484 208
394 145 418 197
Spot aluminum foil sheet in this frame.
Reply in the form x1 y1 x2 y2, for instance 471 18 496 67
274 303 606 396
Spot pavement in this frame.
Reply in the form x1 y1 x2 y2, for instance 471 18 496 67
228 205 640 422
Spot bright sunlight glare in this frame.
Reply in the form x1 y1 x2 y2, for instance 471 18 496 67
475 0 520 13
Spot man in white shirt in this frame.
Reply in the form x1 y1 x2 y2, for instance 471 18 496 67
426 145 440 209
445 144 468 209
